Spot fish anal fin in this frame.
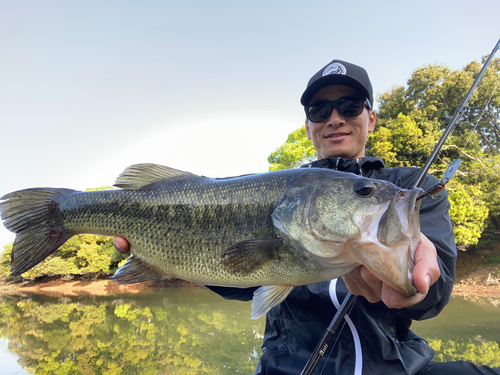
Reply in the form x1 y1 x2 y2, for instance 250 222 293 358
114 163 197 190
222 239 281 276
251 285 295 319
111 255 171 284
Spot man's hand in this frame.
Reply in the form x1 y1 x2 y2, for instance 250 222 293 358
114 237 131 254
342 233 440 309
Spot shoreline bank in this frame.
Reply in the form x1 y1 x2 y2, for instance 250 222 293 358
0 276 202 297
1 269 499 299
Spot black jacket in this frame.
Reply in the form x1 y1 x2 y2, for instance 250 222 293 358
208 156 456 375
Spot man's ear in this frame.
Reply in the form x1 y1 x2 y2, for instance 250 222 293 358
305 120 312 139
368 110 377 133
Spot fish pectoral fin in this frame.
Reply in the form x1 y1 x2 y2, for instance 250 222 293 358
251 285 295 319
222 239 281 276
114 163 198 190
111 255 171 284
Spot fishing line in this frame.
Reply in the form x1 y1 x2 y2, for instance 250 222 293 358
462 78 500 152
283 299 299 322
414 40 500 200
300 293 358 375
318 321 347 375
318 298 357 375
416 76 500 201
413 38 500 191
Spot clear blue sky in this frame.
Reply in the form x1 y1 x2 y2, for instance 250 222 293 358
1 0 499 248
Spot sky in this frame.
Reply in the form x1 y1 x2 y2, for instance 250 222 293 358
1 0 499 249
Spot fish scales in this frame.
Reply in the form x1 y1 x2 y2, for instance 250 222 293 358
1 163 423 318
53 171 308 285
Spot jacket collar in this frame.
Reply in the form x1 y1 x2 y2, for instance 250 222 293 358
300 156 385 176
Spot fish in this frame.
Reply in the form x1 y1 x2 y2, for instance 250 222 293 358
0 163 423 319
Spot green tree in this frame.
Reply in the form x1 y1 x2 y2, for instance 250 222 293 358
367 113 436 167
268 58 500 249
371 58 500 248
268 126 315 171
375 58 500 155
20 234 124 279
0 244 12 281
447 181 489 248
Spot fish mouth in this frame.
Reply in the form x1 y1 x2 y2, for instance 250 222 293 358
380 187 423 295
352 187 423 296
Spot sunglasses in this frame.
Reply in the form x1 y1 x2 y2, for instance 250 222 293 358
305 96 372 123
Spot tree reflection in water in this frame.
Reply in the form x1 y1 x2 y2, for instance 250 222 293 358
0 289 499 374
0 288 264 375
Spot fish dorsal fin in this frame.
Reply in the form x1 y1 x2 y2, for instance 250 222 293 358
114 163 197 190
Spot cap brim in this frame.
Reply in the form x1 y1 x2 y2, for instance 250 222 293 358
300 75 371 106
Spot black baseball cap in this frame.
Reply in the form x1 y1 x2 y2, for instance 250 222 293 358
300 59 373 107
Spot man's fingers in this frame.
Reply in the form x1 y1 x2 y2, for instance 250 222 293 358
113 237 131 254
412 233 439 295
380 284 425 309
343 266 382 303
342 234 440 309
358 266 383 302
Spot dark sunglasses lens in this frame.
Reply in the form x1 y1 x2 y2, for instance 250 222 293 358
337 98 364 117
307 98 365 122
307 103 333 122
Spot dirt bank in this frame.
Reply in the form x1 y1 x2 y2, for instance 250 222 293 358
453 246 500 298
0 276 200 297
452 265 500 298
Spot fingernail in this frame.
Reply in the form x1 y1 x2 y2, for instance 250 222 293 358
425 275 431 291
114 242 125 254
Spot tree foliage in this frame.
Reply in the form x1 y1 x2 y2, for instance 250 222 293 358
371 57 500 248
447 181 489 247
368 113 436 167
0 235 126 280
0 244 12 282
268 126 316 171
268 57 500 250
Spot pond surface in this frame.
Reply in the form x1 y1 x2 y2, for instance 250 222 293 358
0 288 499 374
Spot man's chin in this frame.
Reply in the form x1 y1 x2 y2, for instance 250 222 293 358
319 148 350 159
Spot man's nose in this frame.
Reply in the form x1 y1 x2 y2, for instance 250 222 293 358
326 107 345 126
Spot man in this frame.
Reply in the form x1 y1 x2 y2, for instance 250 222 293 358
114 60 499 374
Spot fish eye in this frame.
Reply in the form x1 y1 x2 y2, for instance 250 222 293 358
354 181 375 196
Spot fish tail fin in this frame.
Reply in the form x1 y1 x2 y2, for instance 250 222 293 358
0 188 76 276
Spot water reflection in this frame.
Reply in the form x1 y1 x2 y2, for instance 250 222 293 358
412 296 500 366
0 288 264 375
0 289 499 374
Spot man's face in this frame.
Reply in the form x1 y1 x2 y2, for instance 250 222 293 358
305 85 376 160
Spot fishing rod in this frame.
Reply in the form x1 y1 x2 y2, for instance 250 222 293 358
301 38 500 375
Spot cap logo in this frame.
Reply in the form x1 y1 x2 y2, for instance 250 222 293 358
323 62 346 76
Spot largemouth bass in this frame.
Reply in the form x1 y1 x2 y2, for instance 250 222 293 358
0 164 423 319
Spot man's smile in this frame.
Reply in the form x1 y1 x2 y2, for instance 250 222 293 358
325 131 350 140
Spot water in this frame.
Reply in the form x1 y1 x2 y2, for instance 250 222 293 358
0 288 498 374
